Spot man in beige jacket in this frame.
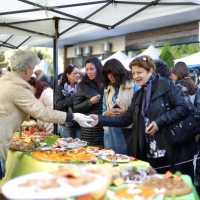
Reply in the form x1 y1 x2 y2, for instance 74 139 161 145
0 49 94 179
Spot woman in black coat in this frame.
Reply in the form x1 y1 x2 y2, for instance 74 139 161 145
73 57 104 148
54 65 81 138
91 55 198 181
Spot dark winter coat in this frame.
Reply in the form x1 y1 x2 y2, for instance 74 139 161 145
54 85 79 128
73 80 104 147
98 76 198 164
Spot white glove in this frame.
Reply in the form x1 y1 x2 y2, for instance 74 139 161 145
73 113 94 127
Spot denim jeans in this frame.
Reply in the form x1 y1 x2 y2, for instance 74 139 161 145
104 127 128 155
59 125 80 138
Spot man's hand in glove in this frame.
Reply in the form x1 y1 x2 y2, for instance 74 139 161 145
73 113 94 127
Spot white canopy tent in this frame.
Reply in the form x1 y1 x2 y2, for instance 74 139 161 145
101 51 130 65
80 51 130 73
1 1 200 53
174 51 200 67
121 45 161 70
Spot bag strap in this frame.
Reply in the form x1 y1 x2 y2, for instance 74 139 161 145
194 88 200 108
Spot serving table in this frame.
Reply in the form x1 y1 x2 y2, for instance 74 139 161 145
1 150 199 200
0 150 150 188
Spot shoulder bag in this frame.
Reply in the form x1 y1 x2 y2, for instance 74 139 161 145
163 92 200 146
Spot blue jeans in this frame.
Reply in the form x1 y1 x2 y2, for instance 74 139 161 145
59 125 80 138
104 127 128 155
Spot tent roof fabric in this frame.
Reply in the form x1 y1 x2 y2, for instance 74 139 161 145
121 45 160 70
174 51 200 66
1 1 200 52
101 51 130 65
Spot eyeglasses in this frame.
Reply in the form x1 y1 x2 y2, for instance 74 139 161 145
134 56 147 62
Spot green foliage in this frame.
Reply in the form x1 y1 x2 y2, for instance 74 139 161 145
0 52 9 69
159 42 174 67
43 134 59 146
17 151 32 160
170 43 199 59
7 66 11 72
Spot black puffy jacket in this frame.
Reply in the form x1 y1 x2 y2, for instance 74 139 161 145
73 80 104 147
54 85 79 128
98 76 198 164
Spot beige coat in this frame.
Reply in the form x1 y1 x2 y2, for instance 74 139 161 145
0 71 66 160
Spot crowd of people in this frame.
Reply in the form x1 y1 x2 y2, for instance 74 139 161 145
1 49 200 195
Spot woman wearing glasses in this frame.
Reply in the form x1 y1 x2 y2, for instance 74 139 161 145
54 65 81 138
90 55 197 182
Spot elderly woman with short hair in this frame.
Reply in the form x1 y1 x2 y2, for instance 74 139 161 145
0 49 94 179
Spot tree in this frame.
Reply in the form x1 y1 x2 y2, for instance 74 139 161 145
159 42 174 67
0 52 9 69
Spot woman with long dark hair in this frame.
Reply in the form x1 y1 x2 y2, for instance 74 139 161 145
102 58 140 155
54 64 81 138
73 57 104 147
171 62 199 111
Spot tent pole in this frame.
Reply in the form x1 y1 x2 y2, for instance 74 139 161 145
53 16 59 135
53 38 58 135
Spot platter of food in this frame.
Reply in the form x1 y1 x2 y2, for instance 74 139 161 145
101 154 130 163
55 137 88 149
141 177 192 197
120 167 162 185
101 149 115 156
2 165 108 200
31 147 97 163
9 138 38 151
86 146 102 156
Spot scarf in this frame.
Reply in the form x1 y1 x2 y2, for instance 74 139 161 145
62 82 78 97
141 75 155 117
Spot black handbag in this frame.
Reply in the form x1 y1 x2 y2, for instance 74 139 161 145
163 92 200 146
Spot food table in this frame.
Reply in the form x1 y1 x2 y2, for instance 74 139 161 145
0 150 199 200
0 150 150 188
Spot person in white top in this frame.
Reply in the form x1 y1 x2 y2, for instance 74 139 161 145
28 77 54 132
33 52 48 78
